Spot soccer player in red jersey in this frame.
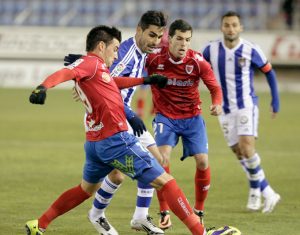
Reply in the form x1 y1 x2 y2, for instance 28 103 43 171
145 19 223 225
25 25 210 235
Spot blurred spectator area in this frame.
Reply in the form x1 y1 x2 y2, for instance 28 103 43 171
0 0 299 30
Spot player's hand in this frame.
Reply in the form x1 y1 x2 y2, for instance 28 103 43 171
210 104 222 116
128 116 147 137
29 85 47 104
64 54 83 66
270 106 277 119
143 74 168 88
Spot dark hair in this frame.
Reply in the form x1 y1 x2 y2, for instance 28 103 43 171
86 25 122 52
138 10 167 31
168 19 193 37
221 11 241 22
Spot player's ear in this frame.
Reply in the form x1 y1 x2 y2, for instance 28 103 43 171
98 41 106 52
137 25 143 34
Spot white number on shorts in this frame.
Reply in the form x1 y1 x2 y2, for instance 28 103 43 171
153 122 164 138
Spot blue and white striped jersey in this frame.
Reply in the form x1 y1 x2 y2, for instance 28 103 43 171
202 38 269 114
110 37 146 108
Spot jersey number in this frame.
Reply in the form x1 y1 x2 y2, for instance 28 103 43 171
75 83 93 113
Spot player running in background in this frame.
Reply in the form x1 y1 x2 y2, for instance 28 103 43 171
202 11 280 213
25 24 212 235
63 11 169 234
146 19 223 226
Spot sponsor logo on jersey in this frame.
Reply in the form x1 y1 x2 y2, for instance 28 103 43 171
167 78 194 87
185 65 194 74
157 64 164 70
86 119 104 131
238 57 246 67
66 58 84 69
102 72 111 83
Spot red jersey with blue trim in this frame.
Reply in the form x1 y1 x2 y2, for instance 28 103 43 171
68 53 128 141
146 47 222 119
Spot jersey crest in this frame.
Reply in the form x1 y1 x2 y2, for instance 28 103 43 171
185 65 194 74
238 57 246 67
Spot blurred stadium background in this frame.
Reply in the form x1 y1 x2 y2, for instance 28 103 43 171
0 0 299 88
1 0 300 234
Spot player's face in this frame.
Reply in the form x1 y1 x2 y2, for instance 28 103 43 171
103 38 120 67
221 16 243 42
168 30 192 59
136 25 165 53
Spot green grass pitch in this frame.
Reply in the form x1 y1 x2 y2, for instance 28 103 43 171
0 88 299 234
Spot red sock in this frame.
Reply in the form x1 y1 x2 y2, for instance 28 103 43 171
160 179 205 235
137 98 145 117
156 166 170 211
194 167 211 211
38 184 91 229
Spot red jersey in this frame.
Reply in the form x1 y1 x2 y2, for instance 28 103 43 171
68 53 128 141
146 47 222 119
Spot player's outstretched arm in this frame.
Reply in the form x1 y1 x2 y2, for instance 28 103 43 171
143 74 168 88
113 74 168 89
29 69 75 105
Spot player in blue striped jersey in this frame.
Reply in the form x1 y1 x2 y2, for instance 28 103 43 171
87 11 168 235
202 11 280 213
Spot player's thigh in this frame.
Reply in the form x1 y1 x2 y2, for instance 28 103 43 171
218 112 238 146
181 115 208 156
236 106 259 137
95 131 164 185
83 141 114 184
152 114 179 147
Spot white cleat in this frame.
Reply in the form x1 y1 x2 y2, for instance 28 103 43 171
262 193 281 213
88 211 118 235
131 215 164 235
246 189 261 211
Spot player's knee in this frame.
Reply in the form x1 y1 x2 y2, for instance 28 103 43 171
231 144 243 159
108 169 125 185
81 180 100 195
150 172 174 190
194 153 208 169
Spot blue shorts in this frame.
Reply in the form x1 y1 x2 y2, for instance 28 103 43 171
153 113 208 160
83 131 164 184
